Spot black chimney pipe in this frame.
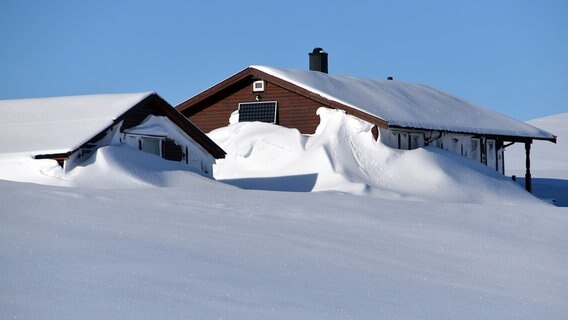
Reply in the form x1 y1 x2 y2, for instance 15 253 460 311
309 47 328 73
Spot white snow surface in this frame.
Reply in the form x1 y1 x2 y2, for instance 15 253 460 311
211 108 538 204
0 92 153 155
252 66 555 140
0 145 210 189
1 111 567 319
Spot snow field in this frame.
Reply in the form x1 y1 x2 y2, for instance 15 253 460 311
0 110 567 319
1 178 566 319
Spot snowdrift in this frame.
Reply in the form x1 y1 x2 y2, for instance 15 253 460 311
0 146 222 189
0 107 545 205
211 108 539 204
67 146 224 189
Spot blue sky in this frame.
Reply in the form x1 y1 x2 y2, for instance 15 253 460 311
1 0 566 120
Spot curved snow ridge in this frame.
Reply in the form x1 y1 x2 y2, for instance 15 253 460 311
67 146 158 188
210 108 539 204
67 146 220 189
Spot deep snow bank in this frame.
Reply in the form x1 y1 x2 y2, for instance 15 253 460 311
210 108 539 204
67 146 222 189
0 107 546 204
0 146 219 189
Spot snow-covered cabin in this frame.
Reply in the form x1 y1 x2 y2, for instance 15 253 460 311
0 92 225 177
176 49 556 191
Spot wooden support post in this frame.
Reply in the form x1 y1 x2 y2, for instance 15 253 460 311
481 137 487 165
525 141 532 193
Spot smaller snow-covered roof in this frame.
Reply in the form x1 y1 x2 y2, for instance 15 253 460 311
251 66 555 141
0 92 153 156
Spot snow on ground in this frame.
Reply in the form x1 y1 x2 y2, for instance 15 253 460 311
1 111 567 319
0 146 213 189
1 178 567 320
507 113 568 206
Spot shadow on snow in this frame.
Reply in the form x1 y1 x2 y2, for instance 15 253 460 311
219 173 318 192
513 177 568 207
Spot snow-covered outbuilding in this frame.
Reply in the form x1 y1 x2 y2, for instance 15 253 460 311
0 92 225 177
176 49 556 191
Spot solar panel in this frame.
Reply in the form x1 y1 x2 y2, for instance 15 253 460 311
238 102 277 123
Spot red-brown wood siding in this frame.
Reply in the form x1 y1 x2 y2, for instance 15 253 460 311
186 79 324 134
267 81 322 134
178 67 389 135
184 81 250 133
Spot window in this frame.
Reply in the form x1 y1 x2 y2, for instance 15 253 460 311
410 133 424 149
486 139 497 170
141 137 161 156
399 132 409 150
238 102 277 123
252 80 265 92
470 138 480 162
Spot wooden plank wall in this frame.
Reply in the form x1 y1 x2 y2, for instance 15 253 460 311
185 79 323 134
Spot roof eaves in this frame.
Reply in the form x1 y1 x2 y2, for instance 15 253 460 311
152 93 226 159
388 123 557 143
249 66 390 128
176 67 255 114
251 67 558 142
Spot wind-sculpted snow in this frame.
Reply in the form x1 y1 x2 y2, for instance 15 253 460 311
0 146 219 189
0 107 545 204
211 108 538 204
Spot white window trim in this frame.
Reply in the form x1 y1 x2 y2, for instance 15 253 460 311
252 80 265 92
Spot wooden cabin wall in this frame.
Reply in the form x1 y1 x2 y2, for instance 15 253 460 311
184 79 325 134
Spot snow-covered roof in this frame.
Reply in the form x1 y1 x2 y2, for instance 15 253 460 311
0 92 153 156
252 66 555 141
